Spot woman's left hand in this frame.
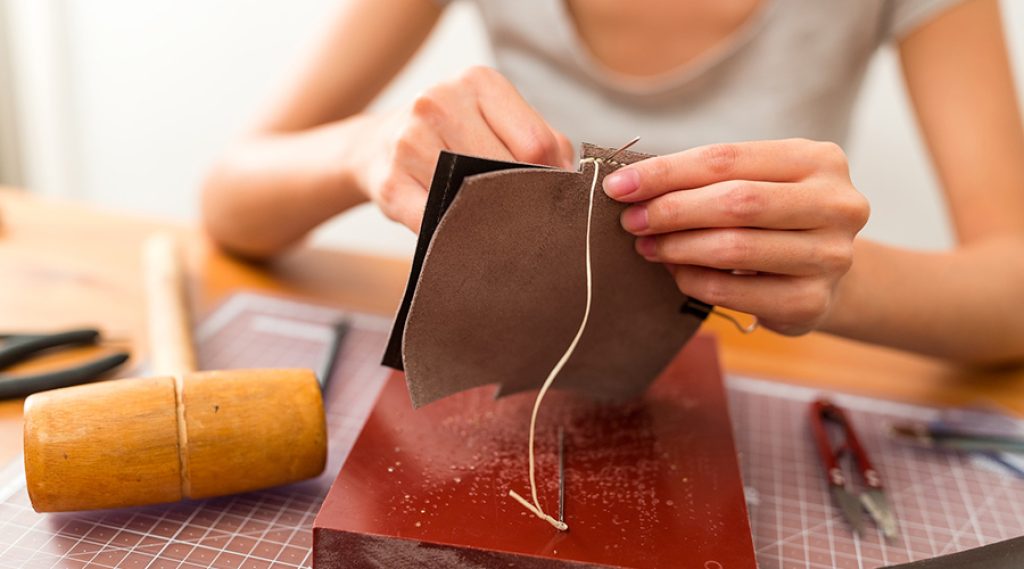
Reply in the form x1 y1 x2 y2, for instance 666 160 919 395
603 139 870 336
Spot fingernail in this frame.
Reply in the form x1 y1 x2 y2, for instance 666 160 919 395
603 168 640 198
621 206 649 233
636 236 656 258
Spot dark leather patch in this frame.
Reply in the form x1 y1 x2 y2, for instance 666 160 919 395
381 151 546 370
385 144 707 408
882 537 1024 569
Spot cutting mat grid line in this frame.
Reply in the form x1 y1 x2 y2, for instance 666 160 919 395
0 294 392 569
1 292 1022 568
730 376 1024 568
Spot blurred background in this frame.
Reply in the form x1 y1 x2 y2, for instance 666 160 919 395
0 0 1021 258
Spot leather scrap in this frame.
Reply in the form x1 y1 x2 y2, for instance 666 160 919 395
384 143 708 408
880 536 1024 569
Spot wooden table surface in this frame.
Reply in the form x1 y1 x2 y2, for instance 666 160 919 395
2 187 1022 468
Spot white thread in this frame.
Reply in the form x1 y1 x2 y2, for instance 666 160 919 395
712 309 760 334
508 157 603 532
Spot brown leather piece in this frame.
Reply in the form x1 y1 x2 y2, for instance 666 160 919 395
393 143 707 408
381 152 547 371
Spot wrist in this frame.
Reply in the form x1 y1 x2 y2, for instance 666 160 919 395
306 116 375 213
818 240 873 338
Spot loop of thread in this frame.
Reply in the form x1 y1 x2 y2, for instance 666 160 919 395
712 309 760 334
508 157 604 531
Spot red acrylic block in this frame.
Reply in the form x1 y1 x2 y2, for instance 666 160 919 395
314 335 755 568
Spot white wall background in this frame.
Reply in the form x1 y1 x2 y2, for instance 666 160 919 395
3 0 1024 257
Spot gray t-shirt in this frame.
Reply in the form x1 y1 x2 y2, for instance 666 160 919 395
438 0 964 154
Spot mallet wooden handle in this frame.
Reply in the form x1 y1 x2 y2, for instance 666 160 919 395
23 368 326 512
142 232 197 376
23 234 329 513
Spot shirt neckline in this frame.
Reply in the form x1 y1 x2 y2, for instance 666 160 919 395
549 0 778 96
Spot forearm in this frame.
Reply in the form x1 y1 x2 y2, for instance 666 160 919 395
201 117 372 259
821 237 1024 365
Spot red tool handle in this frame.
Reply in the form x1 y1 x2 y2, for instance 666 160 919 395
813 399 884 491
810 399 846 488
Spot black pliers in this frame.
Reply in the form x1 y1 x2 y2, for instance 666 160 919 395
0 329 129 399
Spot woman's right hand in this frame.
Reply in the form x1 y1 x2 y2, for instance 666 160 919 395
348 66 574 232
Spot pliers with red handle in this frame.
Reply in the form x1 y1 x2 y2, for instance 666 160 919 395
810 398 899 539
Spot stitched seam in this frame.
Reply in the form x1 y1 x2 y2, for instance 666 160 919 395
580 156 627 169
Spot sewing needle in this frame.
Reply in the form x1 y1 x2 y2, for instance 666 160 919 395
558 425 566 524
604 136 641 162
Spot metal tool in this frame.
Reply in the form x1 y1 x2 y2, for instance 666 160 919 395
810 398 899 539
603 136 641 162
890 421 1024 455
0 328 129 399
317 319 351 391
558 425 566 524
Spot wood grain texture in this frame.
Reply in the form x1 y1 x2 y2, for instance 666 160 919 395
182 368 326 500
1 187 1023 471
0 188 409 466
142 232 198 376
23 375 182 512
22 367 326 512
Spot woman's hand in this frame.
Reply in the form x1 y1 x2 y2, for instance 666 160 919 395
349 66 574 232
603 139 870 336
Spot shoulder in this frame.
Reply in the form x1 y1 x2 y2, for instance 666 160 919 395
880 0 973 41
760 0 970 45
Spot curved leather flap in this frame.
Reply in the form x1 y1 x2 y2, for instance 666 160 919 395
397 144 706 408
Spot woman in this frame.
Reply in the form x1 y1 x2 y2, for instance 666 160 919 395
202 0 1024 364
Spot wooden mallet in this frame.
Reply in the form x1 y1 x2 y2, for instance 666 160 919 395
22 233 328 512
